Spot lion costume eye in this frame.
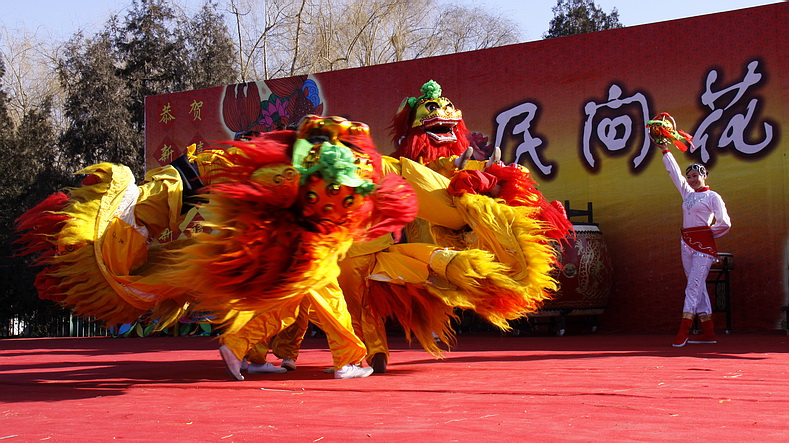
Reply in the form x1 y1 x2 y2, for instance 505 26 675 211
327 183 342 196
304 191 319 204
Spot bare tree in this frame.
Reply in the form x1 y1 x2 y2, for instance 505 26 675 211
228 0 298 81
227 0 521 79
0 26 67 131
437 4 521 53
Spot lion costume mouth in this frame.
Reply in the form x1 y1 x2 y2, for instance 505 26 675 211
421 116 461 143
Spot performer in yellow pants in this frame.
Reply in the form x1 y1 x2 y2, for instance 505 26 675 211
265 235 394 374
217 248 373 380
338 238 392 372
17 116 418 383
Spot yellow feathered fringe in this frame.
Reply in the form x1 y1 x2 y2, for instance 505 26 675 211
368 190 560 356
33 163 193 326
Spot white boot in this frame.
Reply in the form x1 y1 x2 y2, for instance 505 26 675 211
219 345 244 381
334 363 373 379
248 362 287 374
281 358 297 371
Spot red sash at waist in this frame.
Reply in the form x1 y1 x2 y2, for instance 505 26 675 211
681 226 718 257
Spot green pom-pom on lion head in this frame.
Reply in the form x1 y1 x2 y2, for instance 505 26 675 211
295 141 375 196
407 79 442 108
420 80 442 99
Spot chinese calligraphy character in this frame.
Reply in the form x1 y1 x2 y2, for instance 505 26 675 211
189 100 204 121
582 84 651 169
158 228 172 243
494 102 552 176
159 144 174 164
692 60 774 162
160 102 175 124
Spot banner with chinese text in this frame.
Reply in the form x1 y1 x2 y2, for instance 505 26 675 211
145 4 788 332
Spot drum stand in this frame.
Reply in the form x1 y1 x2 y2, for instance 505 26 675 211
702 252 733 334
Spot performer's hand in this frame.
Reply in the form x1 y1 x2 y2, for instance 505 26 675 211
454 147 473 169
649 134 671 153
485 146 502 169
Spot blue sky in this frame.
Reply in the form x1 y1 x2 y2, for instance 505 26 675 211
1 0 784 41
458 0 785 41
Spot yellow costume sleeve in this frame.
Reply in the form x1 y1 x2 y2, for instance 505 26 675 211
134 165 183 240
346 234 394 257
396 157 467 230
186 144 238 185
426 157 487 177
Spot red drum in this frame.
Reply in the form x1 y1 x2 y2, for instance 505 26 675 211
545 223 613 310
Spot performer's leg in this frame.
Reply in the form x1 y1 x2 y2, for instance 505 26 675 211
270 298 312 371
307 281 371 378
688 313 718 344
673 242 697 347
685 249 717 344
681 242 715 315
219 303 300 380
339 254 389 372
672 312 694 348
245 342 270 364
362 300 389 373
244 341 287 374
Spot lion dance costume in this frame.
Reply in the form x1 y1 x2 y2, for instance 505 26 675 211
17 101 572 378
277 81 575 373
16 115 418 380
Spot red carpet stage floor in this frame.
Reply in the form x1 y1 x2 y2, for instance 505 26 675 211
2 332 788 441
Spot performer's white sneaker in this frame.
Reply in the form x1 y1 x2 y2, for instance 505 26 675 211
334 363 373 379
247 362 287 374
219 345 244 381
281 358 297 371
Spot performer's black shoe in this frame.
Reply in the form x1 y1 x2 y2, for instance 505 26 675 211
371 353 387 374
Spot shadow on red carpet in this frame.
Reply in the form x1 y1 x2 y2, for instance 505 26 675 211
1 332 787 441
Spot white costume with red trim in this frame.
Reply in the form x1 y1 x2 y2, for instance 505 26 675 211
663 151 731 315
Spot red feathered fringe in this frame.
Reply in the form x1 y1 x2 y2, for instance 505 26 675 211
14 192 71 262
388 102 471 163
367 280 456 356
390 126 471 164
216 127 385 182
208 126 412 240
207 130 296 183
363 174 418 242
14 192 73 303
388 101 415 147
485 164 574 242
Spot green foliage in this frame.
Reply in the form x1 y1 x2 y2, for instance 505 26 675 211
0 57 13 141
0 88 70 338
181 0 239 90
58 31 143 176
113 0 189 135
543 0 623 39
55 0 240 180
